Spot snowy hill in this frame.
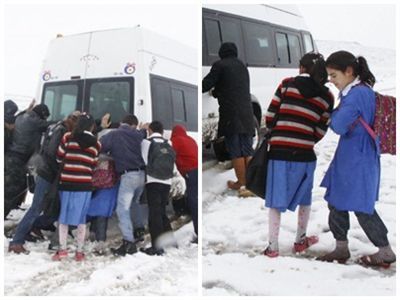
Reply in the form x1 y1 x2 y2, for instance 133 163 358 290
202 41 396 296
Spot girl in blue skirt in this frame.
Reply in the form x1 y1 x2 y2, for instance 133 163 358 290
52 113 101 261
263 53 334 257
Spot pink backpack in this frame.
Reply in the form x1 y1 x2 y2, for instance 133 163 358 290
359 92 396 155
93 159 119 189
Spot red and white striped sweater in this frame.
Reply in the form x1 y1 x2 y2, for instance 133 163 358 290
266 76 334 162
56 131 101 191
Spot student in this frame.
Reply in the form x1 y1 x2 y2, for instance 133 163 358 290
318 51 396 267
263 53 334 257
202 42 255 197
171 124 198 241
52 113 101 261
100 114 147 256
141 121 176 255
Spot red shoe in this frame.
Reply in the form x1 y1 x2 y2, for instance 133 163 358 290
293 236 319 253
75 251 85 262
52 250 68 261
262 247 279 258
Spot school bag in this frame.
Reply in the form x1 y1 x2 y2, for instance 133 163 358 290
360 92 396 155
147 137 176 180
92 158 119 189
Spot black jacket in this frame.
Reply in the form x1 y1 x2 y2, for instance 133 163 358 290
8 110 48 162
36 121 68 183
202 42 254 137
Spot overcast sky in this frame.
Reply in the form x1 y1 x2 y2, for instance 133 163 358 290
4 3 198 98
299 4 396 49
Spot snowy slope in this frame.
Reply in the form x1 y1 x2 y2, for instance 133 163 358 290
202 41 396 296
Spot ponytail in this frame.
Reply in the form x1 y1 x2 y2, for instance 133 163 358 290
299 52 328 88
356 56 376 87
71 113 95 138
326 51 375 87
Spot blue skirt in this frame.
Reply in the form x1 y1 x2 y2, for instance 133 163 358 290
265 160 316 212
87 184 119 217
59 191 92 225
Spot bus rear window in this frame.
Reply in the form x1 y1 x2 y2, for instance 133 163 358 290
87 79 133 124
43 84 79 121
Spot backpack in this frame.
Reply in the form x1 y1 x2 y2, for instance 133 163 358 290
93 159 119 189
360 92 396 155
147 137 176 180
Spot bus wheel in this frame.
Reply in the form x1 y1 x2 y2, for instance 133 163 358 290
252 115 261 150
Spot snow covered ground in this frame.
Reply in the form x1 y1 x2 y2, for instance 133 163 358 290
4 207 198 296
202 41 396 296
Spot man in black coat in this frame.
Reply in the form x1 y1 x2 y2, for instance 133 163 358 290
4 104 50 219
202 42 255 197
8 112 80 254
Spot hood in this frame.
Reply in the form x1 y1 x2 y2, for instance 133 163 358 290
218 42 238 59
74 131 98 149
294 76 327 98
4 100 18 124
171 125 188 139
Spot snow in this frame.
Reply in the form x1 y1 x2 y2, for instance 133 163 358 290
4 213 198 296
202 41 396 296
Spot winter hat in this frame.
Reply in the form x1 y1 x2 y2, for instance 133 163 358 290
32 104 50 120
4 100 18 124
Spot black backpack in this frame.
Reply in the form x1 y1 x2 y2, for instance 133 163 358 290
147 137 176 180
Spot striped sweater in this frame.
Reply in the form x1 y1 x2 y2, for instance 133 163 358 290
266 76 334 161
56 131 101 191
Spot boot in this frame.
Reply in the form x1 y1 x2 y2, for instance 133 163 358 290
134 227 145 242
111 240 137 257
359 245 396 268
8 243 30 254
227 158 246 190
140 246 164 256
317 240 351 264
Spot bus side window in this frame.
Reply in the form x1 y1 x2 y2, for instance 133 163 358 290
288 34 301 65
220 16 245 62
276 33 289 65
242 21 274 66
204 18 221 59
303 33 314 53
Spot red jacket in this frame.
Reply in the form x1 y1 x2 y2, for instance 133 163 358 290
171 125 198 176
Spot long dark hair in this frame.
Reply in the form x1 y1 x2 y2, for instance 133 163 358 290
326 50 375 87
299 52 328 88
71 113 95 137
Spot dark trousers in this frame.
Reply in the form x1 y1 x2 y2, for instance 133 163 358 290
185 169 198 235
328 204 389 247
4 155 28 218
88 216 109 242
146 183 172 248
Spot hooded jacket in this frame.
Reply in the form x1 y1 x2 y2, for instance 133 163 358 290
8 110 49 162
171 125 198 176
202 42 254 137
266 75 334 161
56 131 101 191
